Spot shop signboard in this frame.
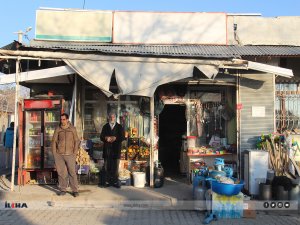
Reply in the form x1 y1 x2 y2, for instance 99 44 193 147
35 9 113 42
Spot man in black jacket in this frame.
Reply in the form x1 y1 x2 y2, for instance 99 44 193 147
100 112 125 188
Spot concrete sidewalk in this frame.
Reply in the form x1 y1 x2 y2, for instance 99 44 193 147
0 175 195 209
0 175 299 225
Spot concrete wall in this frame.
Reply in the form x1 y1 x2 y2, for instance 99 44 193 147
227 16 300 45
113 12 227 44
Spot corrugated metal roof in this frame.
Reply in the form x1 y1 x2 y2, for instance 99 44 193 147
26 40 300 58
1 41 19 50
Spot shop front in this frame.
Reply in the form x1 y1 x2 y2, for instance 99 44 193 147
14 64 238 186
0 47 293 188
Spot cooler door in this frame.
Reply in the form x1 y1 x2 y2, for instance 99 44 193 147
44 110 60 168
25 111 42 169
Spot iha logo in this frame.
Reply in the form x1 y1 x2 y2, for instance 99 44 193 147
5 201 28 208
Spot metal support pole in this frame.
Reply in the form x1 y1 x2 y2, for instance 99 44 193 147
11 57 20 191
74 75 77 126
236 71 241 180
150 97 154 188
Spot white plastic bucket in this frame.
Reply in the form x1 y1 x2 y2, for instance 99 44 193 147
187 136 196 148
133 172 146 188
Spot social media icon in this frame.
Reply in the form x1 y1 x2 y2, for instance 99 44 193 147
270 202 276 208
284 202 290 208
277 202 283 208
263 202 269 208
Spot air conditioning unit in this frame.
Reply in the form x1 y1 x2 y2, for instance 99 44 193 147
244 150 269 196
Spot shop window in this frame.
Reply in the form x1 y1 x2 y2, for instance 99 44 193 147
275 82 300 132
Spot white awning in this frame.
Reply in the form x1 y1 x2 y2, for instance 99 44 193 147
0 66 74 84
247 61 293 78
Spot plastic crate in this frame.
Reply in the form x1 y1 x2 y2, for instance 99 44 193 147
76 165 90 174
119 178 131 186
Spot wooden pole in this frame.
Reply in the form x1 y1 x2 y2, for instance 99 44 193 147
11 57 20 191
150 96 154 187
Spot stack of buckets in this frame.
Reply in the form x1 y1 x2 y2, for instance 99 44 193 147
259 170 300 203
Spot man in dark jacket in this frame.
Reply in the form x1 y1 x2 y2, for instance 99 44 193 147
3 122 14 168
52 113 80 197
100 112 125 188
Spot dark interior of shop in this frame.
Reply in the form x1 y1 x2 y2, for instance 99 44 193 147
159 104 186 177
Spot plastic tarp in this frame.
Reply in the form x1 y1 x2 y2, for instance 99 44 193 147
64 59 209 97
64 59 115 97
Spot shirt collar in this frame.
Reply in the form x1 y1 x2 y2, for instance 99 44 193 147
109 122 116 129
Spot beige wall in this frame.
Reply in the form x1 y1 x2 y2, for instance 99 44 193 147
227 16 300 45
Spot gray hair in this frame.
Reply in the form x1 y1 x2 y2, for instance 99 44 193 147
108 112 116 117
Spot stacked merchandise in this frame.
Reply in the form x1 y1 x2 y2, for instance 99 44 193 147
76 147 91 174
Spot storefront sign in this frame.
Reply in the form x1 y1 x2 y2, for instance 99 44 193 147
114 12 227 44
162 97 186 104
36 9 112 42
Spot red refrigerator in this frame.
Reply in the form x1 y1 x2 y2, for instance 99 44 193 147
20 98 63 184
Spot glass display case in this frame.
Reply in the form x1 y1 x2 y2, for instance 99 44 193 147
25 111 42 169
22 99 62 170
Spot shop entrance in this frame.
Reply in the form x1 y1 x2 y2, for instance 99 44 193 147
159 104 186 176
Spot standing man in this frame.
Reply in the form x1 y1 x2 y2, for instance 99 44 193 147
100 112 125 188
52 113 80 197
3 122 14 168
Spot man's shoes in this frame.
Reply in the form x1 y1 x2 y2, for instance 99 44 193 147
105 183 111 187
58 191 66 196
113 182 121 189
72 192 79 197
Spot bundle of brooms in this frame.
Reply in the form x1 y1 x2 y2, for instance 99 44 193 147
260 134 300 179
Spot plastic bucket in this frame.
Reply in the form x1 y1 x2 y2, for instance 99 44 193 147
133 172 146 188
211 179 244 196
187 136 197 148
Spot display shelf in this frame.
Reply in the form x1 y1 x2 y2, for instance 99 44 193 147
45 121 59 123
29 135 41 137
187 153 233 157
186 151 236 183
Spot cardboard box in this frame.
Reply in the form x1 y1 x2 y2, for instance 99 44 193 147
212 192 243 218
243 202 256 218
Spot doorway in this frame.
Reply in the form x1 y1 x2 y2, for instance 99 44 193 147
159 104 186 177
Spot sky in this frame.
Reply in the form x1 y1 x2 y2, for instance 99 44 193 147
0 0 299 47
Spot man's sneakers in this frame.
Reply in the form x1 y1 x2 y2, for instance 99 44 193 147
58 191 66 196
72 192 79 197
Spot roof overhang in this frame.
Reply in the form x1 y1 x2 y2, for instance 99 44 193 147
0 49 294 96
